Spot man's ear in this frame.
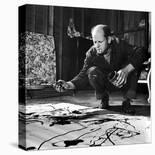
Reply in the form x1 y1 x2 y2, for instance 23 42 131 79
107 36 112 44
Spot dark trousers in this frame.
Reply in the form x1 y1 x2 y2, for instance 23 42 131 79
87 66 139 101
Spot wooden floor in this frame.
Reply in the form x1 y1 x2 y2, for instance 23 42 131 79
19 90 151 151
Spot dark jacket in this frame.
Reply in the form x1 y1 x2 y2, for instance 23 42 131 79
71 38 147 89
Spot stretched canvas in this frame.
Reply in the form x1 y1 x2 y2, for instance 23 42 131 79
18 4 151 151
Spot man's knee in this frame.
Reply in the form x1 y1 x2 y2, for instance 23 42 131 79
87 66 97 73
87 66 100 79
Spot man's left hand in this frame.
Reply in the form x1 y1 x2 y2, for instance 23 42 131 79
113 69 128 88
112 64 135 88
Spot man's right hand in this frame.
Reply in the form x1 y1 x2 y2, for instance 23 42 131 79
53 80 75 92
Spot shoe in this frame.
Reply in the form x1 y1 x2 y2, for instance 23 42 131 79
122 98 135 114
99 98 109 109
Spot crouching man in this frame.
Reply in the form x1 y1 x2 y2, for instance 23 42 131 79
55 24 147 113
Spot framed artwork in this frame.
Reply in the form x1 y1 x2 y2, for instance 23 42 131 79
19 4 151 151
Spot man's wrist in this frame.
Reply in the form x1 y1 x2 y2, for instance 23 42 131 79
123 64 135 74
66 81 76 89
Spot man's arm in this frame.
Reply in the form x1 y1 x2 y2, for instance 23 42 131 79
66 81 76 89
54 47 94 92
70 47 94 89
117 40 148 88
122 63 135 74
123 41 148 70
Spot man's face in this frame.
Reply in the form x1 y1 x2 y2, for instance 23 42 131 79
92 29 108 55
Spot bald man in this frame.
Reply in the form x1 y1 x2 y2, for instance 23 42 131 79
55 24 147 113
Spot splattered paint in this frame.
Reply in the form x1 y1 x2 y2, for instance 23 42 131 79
19 103 151 150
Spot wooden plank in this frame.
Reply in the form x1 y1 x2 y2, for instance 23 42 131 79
25 5 35 32
53 6 64 80
35 5 48 34
58 7 63 79
48 6 54 36
81 8 85 35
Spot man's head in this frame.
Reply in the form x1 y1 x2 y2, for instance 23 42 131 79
91 24 112 55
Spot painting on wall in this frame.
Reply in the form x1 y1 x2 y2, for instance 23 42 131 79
18 4 151 151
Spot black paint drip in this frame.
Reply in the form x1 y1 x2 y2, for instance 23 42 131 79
72 110 82 114
49 119 71 126
64 139 84 147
